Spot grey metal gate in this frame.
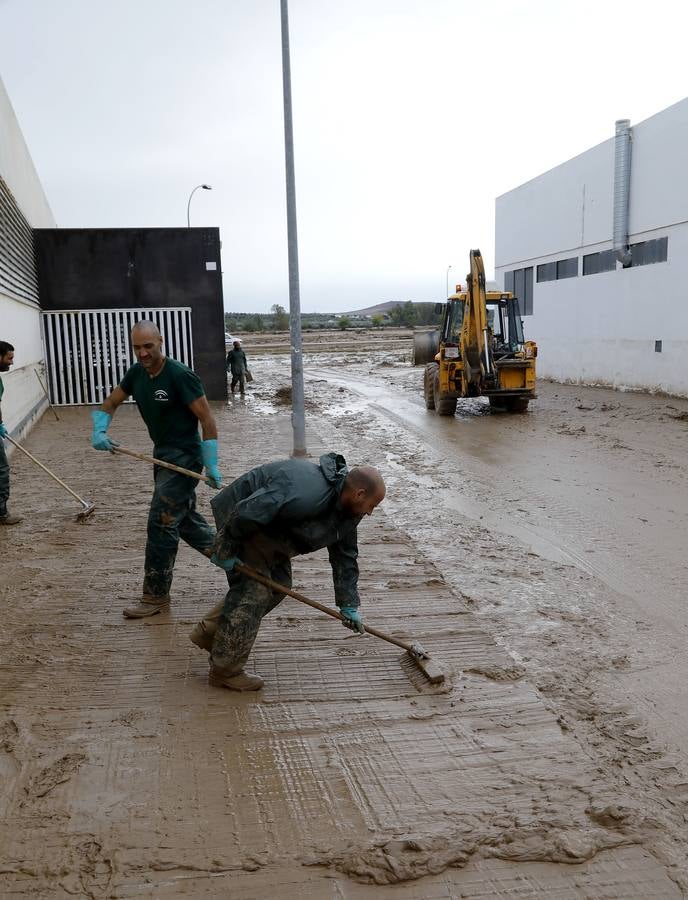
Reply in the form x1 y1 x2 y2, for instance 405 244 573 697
41 308 194 405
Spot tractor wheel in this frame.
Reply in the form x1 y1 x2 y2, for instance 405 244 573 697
434 371 457 416
506 397 530 413
437 396 458 416
488 396 507 411
424 363 438 410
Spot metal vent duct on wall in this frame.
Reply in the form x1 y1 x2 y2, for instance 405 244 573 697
613 119 632 267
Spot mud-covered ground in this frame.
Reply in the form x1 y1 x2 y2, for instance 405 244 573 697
1 348 688 898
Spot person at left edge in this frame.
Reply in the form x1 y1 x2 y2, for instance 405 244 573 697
91 320 221 618
0 340 22 526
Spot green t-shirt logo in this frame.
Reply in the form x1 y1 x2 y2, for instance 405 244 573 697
119 358 205 453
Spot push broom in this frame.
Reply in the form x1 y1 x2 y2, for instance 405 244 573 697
5 434 95 520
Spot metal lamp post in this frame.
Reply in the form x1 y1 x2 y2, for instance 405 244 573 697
280 0 307 457
187 184 212 227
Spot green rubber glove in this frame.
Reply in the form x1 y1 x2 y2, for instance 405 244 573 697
340 605 365 634
91 410 116 451
210 553 242 572
201 439 222 488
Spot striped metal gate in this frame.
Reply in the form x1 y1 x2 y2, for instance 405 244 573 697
41 308 194 405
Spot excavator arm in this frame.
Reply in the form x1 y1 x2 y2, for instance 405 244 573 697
461 249 495 393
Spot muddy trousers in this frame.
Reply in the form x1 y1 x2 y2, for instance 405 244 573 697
0 440 9 517
143 449 216 599
210 534 294 673
230 372 245 394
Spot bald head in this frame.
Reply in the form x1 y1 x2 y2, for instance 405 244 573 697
341 466 386 517
131 321 165 373
346 466 385 496
132 320 162 340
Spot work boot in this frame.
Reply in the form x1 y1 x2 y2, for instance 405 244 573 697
0 512 22 526
208 666 264 692
189 621 214 652
122 595 170 618
189 601 223 652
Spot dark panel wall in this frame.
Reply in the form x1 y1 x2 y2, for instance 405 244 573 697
34 228 226 400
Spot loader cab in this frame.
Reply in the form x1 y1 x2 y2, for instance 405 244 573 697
438 299 465 346
487 294 525 358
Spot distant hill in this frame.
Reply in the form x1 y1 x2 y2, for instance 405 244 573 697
341 283 503 315
339 300 436 316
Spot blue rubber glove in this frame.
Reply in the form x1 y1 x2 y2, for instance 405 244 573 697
210 553 242 572
340 605 365 634
0 423 7 438
91 410 116 451
201 439 222 489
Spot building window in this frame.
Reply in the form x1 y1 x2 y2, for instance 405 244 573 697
504 266 533 315
630 237 668 267
536 262 556 283
536 257 578 282
556 257 578 279
583 249 616 275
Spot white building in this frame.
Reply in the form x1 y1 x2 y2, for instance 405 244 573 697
495 98 688 396
0 75 55 439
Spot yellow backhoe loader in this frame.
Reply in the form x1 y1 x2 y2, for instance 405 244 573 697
415 249 537 415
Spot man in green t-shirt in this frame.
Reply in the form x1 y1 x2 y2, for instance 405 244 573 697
0 340 22 526
226 340 248 395
91 320 222 618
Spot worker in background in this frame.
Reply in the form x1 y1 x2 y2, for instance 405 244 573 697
226 339 249 396
91 320 222 618
0 340 21 526
190 453 386 692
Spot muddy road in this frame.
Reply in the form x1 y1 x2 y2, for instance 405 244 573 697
1 346 687 897
297 349 688 890
300 352 688 748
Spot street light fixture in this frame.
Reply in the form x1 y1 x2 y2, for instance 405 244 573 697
187 183 212 227
446 265 453 298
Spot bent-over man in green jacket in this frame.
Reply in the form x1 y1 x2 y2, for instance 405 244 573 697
190 452 385 692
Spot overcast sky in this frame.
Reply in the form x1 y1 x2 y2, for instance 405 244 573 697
0 0 686 313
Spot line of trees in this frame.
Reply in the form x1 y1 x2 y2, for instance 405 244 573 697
387 301 440 327
225 304 289 333
225 302 441 333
